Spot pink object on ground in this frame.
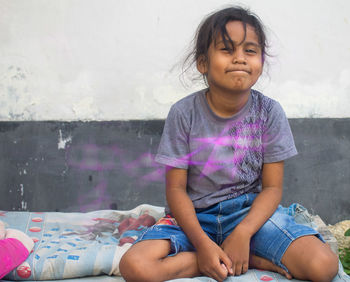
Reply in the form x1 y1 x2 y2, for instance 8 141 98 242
0 238 30 279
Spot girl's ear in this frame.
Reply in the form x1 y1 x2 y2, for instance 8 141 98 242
196 55 208 75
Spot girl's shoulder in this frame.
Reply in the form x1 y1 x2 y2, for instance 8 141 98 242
251 89 280 113
171 89 206 110
164 89 206 125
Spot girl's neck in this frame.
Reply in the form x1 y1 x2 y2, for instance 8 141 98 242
206 88 251 118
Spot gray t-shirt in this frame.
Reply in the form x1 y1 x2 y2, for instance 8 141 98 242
155 88 297 209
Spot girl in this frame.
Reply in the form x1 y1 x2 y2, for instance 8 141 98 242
0 220 34 279
120 6 339 282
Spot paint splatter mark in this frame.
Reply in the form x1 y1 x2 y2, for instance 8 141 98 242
260 275 274 281
58 129 72 150
21 201 27 210
29 227 41 232
16 262 31 278
20 184 24 196
32 217 43 222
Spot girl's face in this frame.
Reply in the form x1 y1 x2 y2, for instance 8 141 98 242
198 21 263 95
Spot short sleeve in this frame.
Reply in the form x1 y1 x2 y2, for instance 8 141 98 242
155 105 190 169
262 102 298 163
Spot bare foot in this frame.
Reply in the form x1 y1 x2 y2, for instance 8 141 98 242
250 254 292 279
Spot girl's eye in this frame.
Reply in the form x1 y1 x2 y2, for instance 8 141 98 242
221 48 233 53
246 49 257 54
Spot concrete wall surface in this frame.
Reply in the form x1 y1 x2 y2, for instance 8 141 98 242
0 119 349 225
1 0 350 120
0 1 349 224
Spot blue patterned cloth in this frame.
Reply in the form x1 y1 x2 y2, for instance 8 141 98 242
0 204 349 282
0 205 164 281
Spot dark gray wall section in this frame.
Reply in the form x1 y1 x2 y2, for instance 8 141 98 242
0 119 349 224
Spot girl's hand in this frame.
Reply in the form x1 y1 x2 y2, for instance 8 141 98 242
221 226 251 276
196 238 233 282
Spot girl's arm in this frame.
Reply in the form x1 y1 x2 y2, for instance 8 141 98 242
221 161 284 275
166 166 233 281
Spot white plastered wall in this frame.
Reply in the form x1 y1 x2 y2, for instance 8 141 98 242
0 0 349 120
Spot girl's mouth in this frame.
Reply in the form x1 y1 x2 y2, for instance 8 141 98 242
226 69 250 74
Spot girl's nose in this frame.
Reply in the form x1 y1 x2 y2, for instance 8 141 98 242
232 49 246 64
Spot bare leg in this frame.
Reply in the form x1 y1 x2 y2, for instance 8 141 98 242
281 235 338 282
121 239 290 281
249 254 292 279
120 236 338 281
120 239 200 282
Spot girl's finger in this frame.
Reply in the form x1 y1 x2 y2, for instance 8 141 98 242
220 253 233 275
214 265 228 282
207 268 223 282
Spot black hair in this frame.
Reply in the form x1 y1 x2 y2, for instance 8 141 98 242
182 6 268 84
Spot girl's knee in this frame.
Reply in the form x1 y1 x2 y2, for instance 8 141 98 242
119 251 134 280
120 250 143 281
119 249 159 282
308 250 338 282
282 236 339 281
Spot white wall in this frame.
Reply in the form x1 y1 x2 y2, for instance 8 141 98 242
1 0 349 120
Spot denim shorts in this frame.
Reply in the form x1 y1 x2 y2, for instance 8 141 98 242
135 193 324 271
